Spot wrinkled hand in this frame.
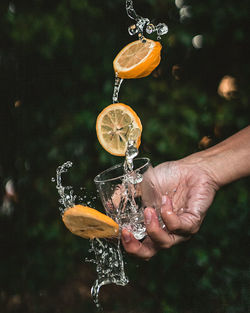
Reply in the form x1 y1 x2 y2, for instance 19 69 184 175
121 155 219 260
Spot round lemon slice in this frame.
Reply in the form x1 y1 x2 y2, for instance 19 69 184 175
113 39 162 79
96 103 142 156
62 205 119 239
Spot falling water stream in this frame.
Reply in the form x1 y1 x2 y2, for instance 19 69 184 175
112 74 124 104
126 0 168 40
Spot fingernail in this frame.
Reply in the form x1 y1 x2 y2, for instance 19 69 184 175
162 195 167 205
122 230 131 243
161 203 172 215
144 209 152 225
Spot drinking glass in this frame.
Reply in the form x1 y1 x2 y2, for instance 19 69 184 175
94 158 162 240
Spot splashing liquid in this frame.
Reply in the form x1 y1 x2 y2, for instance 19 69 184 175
54 161 76 214
87 238 129 310
53 162 129 310
126 0 168 41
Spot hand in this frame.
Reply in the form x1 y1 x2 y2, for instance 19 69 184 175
121 155 219 260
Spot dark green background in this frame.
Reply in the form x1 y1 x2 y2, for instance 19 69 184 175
0 0 249 312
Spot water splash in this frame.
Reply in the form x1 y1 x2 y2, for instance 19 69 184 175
53 162 129 310
86 238 129 310
126 0 168 40
112 74 124 103
54 161 76 214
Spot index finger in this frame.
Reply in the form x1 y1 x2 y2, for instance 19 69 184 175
121 229 159 260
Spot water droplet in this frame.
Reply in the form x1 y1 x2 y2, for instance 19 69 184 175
128 24 138 35
126 0 168 40
156 23 168 36
146 23 155 34
138 33 146 43
59 207 64 214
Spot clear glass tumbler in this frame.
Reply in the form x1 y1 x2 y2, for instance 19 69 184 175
94 158 162 240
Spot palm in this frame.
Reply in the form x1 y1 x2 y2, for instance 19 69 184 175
154 159 218 235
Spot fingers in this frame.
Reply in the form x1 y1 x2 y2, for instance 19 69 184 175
121 196 200 260
144 207 187 248
161 195 201 235
121 229 159 260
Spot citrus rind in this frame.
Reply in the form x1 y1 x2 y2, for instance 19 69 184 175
62 205 119 239
113 39 162 79
96 103 142 156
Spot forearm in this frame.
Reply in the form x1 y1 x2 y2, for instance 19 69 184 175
188 126 250 187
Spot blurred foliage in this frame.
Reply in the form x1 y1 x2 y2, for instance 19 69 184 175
0 0 249 312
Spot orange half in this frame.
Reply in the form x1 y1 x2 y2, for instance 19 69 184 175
62 205 119 239
96 103 142 156
113 39 162 79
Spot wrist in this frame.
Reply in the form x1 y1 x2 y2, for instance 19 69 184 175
185 126 250 187
183 150 222 189
192 148 228 188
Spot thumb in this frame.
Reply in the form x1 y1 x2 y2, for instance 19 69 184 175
161 195 182 233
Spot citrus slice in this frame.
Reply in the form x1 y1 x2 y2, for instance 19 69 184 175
113 39 162 79
96 103 142 156
62 205 119 239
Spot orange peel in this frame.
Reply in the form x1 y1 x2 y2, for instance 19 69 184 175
62 205 119 239
113 39 162 79
96 103 142 156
